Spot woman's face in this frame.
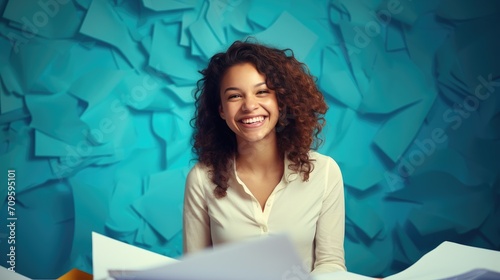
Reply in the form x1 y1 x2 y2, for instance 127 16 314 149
219 62 279 145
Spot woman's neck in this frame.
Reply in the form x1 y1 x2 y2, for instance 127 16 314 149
235 135 283 174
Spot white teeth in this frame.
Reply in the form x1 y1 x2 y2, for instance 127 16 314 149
241 116 264 124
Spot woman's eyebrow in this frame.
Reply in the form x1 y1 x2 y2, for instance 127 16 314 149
223 82 267 94
223 87 240 93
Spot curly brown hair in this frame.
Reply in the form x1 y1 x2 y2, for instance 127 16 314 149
191 40 328 198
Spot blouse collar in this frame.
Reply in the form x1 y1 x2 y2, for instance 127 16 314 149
231 154 299 187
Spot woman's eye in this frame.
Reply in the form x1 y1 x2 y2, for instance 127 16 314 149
228 94 241 99
257 90 269 95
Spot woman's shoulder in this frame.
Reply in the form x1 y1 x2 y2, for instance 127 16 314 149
308 150 342 178
309 150 339 166
186 162 212 183
308 151 343 196
190 161 211 172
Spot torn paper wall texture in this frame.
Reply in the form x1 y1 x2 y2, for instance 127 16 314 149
0 0 499 278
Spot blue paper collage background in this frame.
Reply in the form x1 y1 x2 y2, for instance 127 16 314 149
0 0 499 278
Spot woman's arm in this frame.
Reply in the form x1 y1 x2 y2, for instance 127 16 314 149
183 165 212 253
312 157 346 274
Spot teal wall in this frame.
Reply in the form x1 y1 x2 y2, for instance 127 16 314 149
0 0 499 278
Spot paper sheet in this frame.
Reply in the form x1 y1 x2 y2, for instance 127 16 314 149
108 234 311 280
150 22 203 85
313 271 378 280
320 46 362 110
0 126 53 193
132 167 188 242
0 266 31 280
317 241 500 280
92 232 177 280
68 177 113 274
187 3 224 59
388 172 495 236
253 12 318 62
247 0 288 28
25 92 89 145
142 0 197 12
3 0 80 38
0 81 23 114
385 241 500 280
79 0 143 68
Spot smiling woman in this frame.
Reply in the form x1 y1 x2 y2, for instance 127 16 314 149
219 63 280 145
184 40 346 275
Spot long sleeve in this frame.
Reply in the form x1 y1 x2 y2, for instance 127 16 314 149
311 157 346 274
183 164 212 254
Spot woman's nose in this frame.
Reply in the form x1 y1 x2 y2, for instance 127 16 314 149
242 96 258 111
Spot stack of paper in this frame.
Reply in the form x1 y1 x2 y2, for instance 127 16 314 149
93 232 500 280
93 232 312 280
384 241 500 280
92 232 178 280
316 241 500 280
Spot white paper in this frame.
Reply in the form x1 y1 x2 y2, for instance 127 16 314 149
95 234 500 280
108 234 312 280
0 266 31 280
313 241 500 280
313 270 378 280
385 241 500 280
92 232 177 280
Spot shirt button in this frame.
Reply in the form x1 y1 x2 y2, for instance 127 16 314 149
262 226 268 232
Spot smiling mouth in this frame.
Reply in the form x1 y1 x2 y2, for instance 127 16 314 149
240 116 265 124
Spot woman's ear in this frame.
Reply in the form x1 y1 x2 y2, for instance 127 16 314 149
219 105 225 120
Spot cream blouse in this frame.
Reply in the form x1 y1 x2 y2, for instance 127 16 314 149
183 151 346 274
